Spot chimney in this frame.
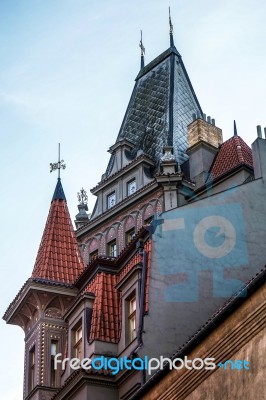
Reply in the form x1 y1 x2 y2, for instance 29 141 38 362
252 125 266 179
187 116 223 187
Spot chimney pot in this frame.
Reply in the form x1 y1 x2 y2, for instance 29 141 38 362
257 125 262 138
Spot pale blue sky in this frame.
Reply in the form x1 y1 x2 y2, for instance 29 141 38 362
0 1 265 398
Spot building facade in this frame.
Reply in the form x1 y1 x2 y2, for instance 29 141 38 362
3 22 266 400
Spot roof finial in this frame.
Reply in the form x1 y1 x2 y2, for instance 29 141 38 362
169 6 174 47
50 143 66 179
234 120 238 136
139 30 145 69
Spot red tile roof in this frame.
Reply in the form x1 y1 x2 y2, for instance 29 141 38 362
82 240 151 343
209 135 253 180
84 273 120 343
31 198 86 284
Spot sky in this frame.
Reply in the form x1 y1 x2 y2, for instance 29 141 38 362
0 0 265 398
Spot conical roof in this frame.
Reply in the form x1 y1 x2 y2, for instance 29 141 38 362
31 179 85 284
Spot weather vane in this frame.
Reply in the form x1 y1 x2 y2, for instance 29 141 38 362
50 143 66 178
77 188 88 205
139 30 145 56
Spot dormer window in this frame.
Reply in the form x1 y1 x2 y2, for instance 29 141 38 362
108 239 117 257
126 228 135 245
107 192 116 209
126 294 137 343
73 324 82 361
127 179 136 196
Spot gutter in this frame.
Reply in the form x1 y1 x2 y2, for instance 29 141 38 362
130 239 148 385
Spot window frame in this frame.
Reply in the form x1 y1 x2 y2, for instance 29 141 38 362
127 178 137 196
50 340 58 387
126 292 137 344
125 227 135 245
108 239 117 257
89 249 98 261
107 191 116 209
73 323 83 361
28 345 35 393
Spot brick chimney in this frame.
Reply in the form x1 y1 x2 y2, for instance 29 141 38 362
187 115 223 187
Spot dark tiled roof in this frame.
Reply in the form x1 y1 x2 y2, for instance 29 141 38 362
32 195 86 284
209 135 253 180
105 47 202 175
52 178 66 201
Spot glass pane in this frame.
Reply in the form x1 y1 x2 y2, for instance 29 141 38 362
51 342 57 356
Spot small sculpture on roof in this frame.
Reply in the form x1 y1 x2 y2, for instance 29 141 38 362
77 188 88 205
161 146 176 162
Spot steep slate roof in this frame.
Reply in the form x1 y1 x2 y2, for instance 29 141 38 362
31 179 85 284
106 45 202 176
208 135 253 181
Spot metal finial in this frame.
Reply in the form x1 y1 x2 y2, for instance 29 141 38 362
169 7 174 47
234 120 238 136
139 30 145 69
50 143 66 178
77 188 88 205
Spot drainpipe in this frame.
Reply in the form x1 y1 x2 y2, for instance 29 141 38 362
130 238 148 385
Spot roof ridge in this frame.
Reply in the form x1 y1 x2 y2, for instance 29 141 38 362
234 135 245 163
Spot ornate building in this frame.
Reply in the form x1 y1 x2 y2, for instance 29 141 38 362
3 16 266 400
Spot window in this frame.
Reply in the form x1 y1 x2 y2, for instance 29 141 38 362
144 216 153 225
108 240 117 257
126 228 135 245
107 192 116 209
73 325 82 361
127 179 136 196
90 249 98 261
50 341 58 387
128 295 137 342
28 346 35 392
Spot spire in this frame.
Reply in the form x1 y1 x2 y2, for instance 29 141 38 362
32 180 85 284
169 6 174 47
52 178 66 201
31 150 85 284
234 120 238 136
139 30 145 69
50 143 67 201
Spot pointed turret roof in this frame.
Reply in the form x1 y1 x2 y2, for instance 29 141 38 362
52 178 66 201
208 135 253 181
105 41 202 176
31 179 85 284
